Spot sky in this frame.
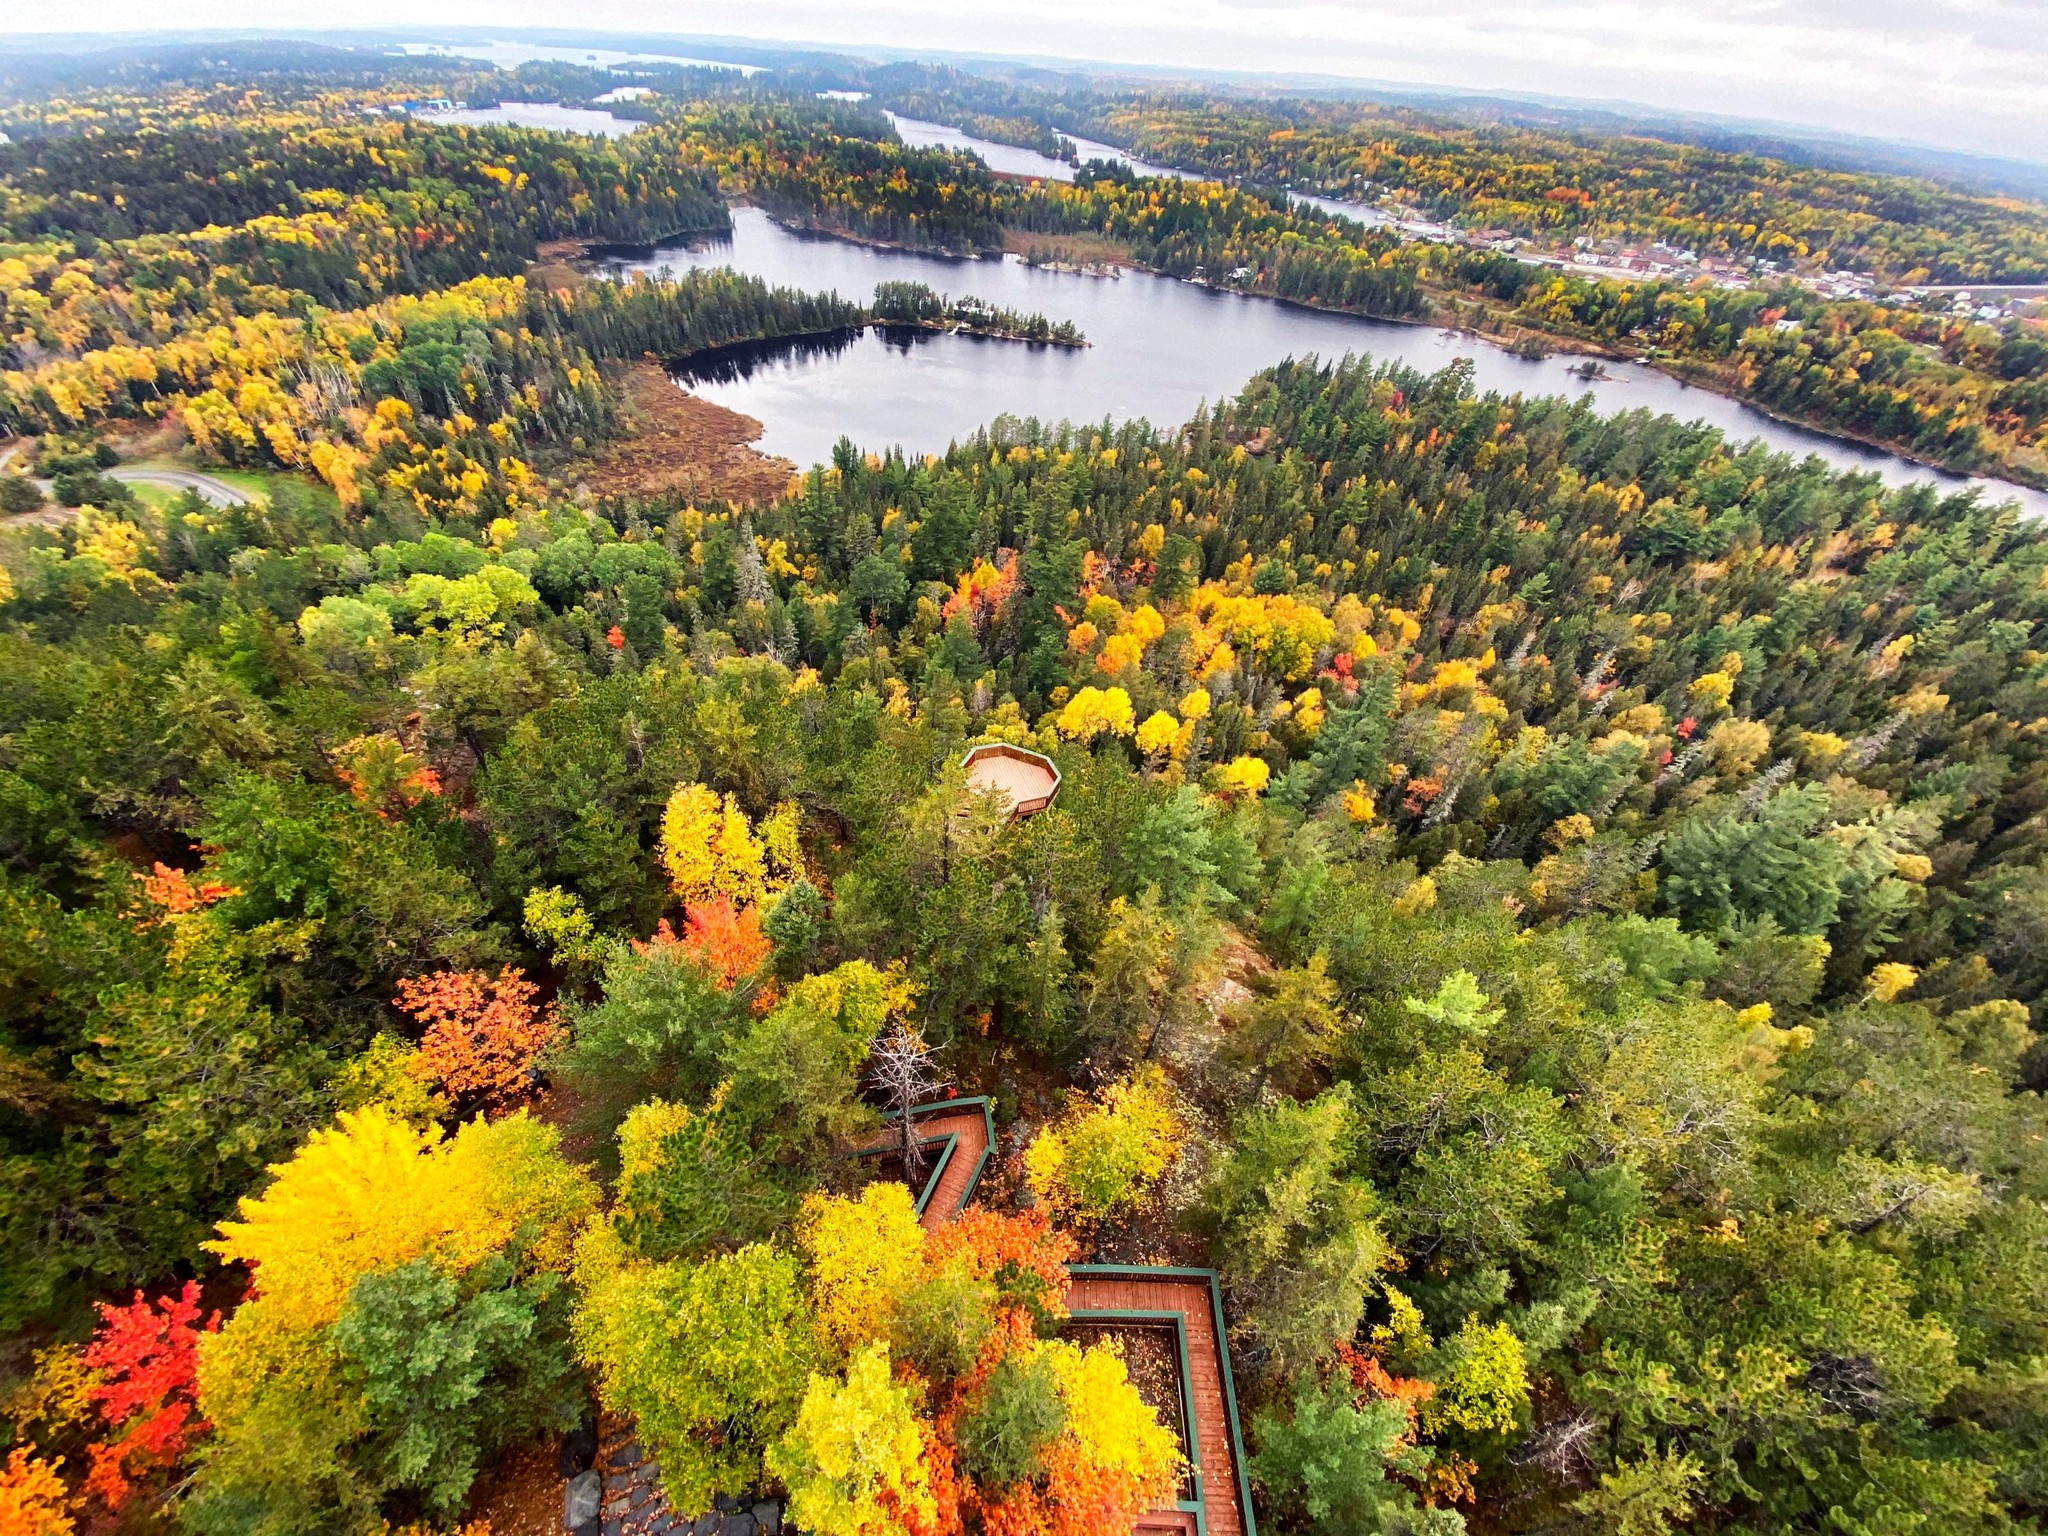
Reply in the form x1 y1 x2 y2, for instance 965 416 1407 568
6 0 2048 163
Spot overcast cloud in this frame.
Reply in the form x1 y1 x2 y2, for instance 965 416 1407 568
6 0 2046 162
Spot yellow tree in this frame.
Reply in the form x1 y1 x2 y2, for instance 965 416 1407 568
659 784 805 907
768 1342 936 1536
191 1107 597 1526
1053 687 1135 744
1024 1067 1183 1223
797 1183 926 1362
203 1106 595 1334
1039 1337 1183 1524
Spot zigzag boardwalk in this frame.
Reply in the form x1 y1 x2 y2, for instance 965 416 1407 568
585 1100 1257 1536
900 1100 1256 1536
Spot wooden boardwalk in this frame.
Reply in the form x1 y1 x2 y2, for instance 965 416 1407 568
895 1100 1257 1536
898 1101 996 1227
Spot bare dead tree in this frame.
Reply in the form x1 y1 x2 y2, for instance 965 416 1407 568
869 1021 945 1184
1517 1409 1601 1480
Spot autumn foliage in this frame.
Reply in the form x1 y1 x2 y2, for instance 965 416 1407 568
924 1208 1075 1331
79 1281 218 1510
928 1331 1182 1536
872 1201 1176 1536
0 1448 74 1536
630 897 773 994
658 783 805 909
681 896 773 989
334 733 444 818
393 966 560 1110
131 862 235 922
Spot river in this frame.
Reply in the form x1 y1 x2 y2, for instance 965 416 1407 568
886 114 1399 228
884 112 1194 185
607 209 2048 518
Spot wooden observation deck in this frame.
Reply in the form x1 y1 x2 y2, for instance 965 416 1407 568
962 742 1062 820
889 1099 1258 1536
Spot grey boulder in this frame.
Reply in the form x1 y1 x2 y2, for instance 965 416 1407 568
563 1468 603 1528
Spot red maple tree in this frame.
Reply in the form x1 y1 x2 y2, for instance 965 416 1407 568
80 1281 218 1510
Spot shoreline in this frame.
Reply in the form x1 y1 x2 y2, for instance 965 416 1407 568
582 360 794 505
1639 353 2047 491
821 121 2048 491
566 219 2048 505
882 318 1089 348
1174 267 2048 497
565 226 1091 349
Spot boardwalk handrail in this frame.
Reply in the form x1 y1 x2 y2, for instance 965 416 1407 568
878 1096 996 1217
1070 1266 1258 1536
1063 1303 1207 1533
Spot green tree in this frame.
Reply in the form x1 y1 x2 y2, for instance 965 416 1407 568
552 937 752 1149
1251 1374 1464 1536
954 1347 1067 1492
330 1253 580 1523
1660 784 1848 936
1220 951 1345 1095
574 1236 815 1516
1202 1086 1386 1379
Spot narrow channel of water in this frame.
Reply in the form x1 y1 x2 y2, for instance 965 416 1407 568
608 209 2048 518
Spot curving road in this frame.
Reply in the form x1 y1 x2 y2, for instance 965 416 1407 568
2 455 252 524
104 467 249 506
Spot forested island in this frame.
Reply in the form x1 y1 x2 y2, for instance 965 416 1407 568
5 60 2047 489
871 282 1087 345
1 38 2048 1536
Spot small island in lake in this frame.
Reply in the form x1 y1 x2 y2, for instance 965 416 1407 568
872 280 1088 345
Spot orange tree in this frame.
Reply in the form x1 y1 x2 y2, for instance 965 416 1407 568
392 966 561 1112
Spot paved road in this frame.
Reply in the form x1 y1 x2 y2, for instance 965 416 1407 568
104 467 249 506
2 457 252 525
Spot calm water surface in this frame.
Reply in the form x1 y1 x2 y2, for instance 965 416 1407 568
612 209 2048 518
884 114 1193 184
434 102 641 137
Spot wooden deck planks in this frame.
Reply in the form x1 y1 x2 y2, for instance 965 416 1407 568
907 1107 991 1227
1067 1274 1247 1536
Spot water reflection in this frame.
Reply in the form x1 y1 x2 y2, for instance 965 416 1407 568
616 209 2046 518
883 114 1196 184
672 329 863 385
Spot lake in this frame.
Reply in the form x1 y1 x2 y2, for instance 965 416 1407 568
434 102 641 137
884 113 1193 184
609 208 2048 518
886 114 1395 226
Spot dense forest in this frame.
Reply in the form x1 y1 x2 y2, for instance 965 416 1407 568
5 70 2047 486
5 40 2048 1536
